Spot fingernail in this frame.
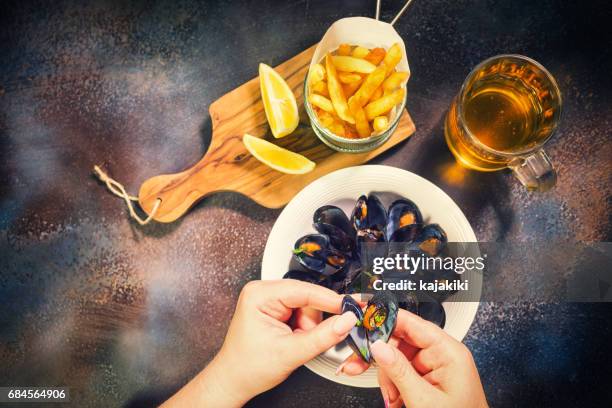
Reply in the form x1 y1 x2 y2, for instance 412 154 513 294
335 360 348 376
370 340 395 365
333 311 358 335
380 386 390 408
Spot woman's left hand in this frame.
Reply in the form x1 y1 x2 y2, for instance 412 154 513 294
163 279 357 407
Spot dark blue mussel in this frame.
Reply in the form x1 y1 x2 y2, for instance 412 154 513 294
413 224 448 257
331 261 363 294
293 234 348 275
387 199 423 242
363 291 399 346
313 205 356 255
351 194 388 233
283 270 331 288
342 291 399 363
352 194 388 263
341 295 370 362
417 294 446 328
397 291 419 314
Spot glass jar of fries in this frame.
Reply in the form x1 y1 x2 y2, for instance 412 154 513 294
304 42 408 153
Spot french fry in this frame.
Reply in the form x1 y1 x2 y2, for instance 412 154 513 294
316 110 336 127
370 85 383 102
338 72 362 84
309 93 334 113
343 123 360 138
309 63 326 84
364 88 406 121
337 43 352 56
382 71 409 93
331 56 376 74
353 106 371 138
382 43 402 76
311 80 329 97
373 116 389 132
364 47 386 65
347 64 387 110
325 53 354 124
342 79 363 98
329 118 345 137
351 46 370 59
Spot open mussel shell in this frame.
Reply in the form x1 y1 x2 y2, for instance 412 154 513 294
341 295 370 362
351 194 388 233
386 199 423 239
283 270 331 288
293 234 348 275
364 291 399 347
414 224 448 257
417 294 446 328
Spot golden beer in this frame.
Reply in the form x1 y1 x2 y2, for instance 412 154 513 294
445 55 561 190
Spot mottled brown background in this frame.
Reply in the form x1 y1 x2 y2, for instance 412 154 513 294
0 0 611 407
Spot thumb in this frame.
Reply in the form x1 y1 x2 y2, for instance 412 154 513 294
287 311 358 366
371 340 440 407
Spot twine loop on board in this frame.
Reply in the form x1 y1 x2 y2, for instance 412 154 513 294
93 165 161 225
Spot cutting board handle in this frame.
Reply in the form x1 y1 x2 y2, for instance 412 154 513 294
138 156 220 223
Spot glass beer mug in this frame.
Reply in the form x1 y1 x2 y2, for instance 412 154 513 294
445 55 561 191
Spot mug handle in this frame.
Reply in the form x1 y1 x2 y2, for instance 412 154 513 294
508 150 557 192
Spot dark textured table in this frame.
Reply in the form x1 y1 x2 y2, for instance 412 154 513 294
1 0 611 407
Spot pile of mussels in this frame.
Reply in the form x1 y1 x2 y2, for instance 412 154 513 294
283 194 455 360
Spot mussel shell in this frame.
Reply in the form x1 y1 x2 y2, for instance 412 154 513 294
330 261 362 294
313 222 355 255
398 291 419 314
314 205 354 237
389 223 423 243
283 270 330 288
364 291 399 347
356 228 387 267
293 234 348 274
351 194 387 233
341 295 370 362
417 294 446 328
386 199 423 239
413 224 448 257
293 234 329 272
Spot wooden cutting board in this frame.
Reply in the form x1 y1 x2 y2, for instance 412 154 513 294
138 44 416 222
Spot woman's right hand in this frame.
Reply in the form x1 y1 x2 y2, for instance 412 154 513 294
343 309 488 408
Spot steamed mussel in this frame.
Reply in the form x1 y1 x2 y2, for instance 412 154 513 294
387 198 423 243
313 205 356 255
342 292 398 362
293 234 347 275
283 193 451 329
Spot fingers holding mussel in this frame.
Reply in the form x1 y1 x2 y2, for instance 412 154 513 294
363 291 399 346
341 295 371 362
341 292 399 363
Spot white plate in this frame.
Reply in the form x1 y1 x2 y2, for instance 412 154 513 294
261 165 481 388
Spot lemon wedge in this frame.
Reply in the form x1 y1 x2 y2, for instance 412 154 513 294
243 134 315 174
259 63 299 138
